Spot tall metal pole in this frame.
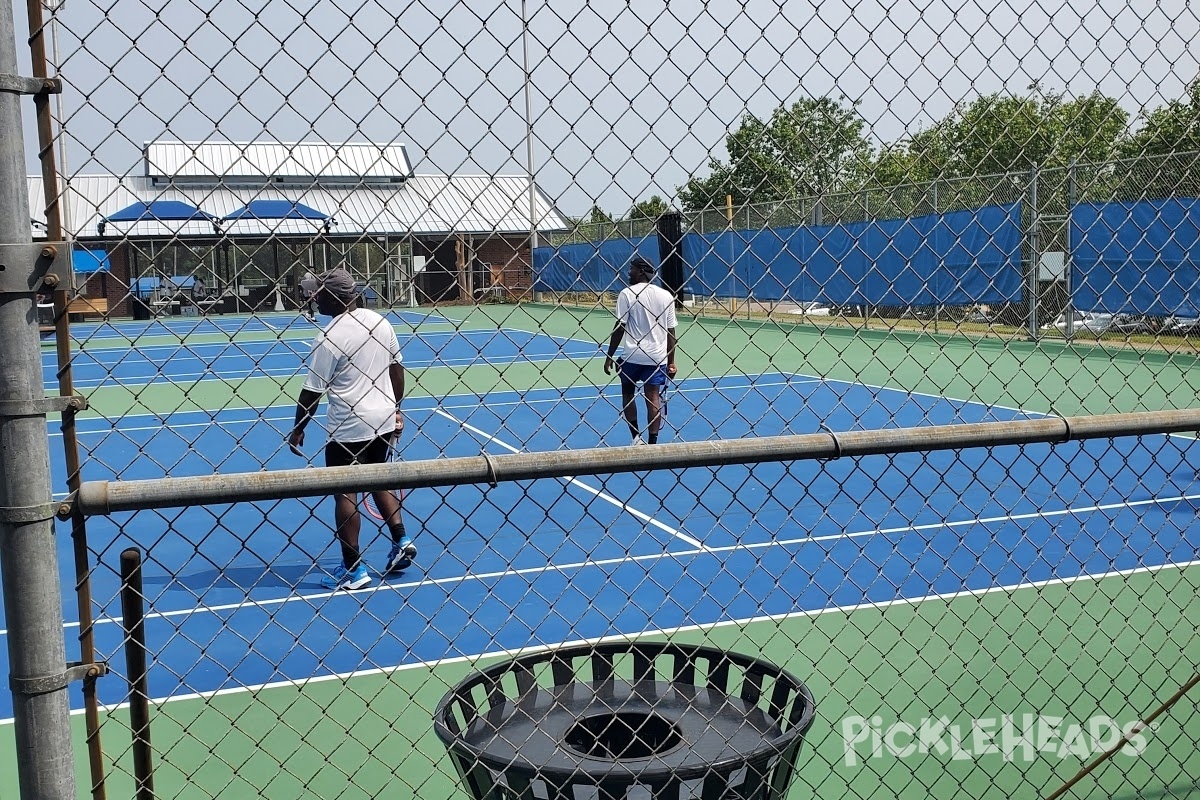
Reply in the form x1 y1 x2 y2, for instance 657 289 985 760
1029 167 1042 339
1 3 77 798
520 0 540 299
43 0 69 239
26 0 107 794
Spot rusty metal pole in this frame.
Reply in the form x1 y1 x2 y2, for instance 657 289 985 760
1 3 77 796
22 0 108 796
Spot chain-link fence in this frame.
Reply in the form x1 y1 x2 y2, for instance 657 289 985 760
3 2 1199 799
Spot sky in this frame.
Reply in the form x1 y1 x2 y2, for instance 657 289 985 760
11 0 1200 218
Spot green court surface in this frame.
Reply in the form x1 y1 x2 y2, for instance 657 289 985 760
4 566 1196 798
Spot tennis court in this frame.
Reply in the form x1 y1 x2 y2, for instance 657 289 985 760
2 306 1198 798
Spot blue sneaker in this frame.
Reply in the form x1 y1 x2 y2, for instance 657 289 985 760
323 563 371 591
384 540 417 574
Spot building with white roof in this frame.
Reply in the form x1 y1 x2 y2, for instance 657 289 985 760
29 141 569 317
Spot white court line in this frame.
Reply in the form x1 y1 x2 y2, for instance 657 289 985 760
58 325 595 356
6 557 1196 722
432 406 709 550
795 368 1200 441
9 490 1198 638
54 351 606 389
47 375 808 436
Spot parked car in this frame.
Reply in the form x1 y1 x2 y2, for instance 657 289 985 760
964 305 994 324
788 302 831 316
1043 311 1115 336
1162 315 1200 335
1108 314 1154 334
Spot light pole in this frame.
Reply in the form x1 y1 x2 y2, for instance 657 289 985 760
521 0 540 300
42 0 71 246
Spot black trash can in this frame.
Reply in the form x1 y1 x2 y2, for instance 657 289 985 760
131 296 152 320
434 641 815 800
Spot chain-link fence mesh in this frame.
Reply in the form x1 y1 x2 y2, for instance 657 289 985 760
3 1 1199 799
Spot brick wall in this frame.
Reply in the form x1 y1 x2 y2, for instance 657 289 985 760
476 235 533 301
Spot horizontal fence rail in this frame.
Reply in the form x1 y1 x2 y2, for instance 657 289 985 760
72 410 1200 515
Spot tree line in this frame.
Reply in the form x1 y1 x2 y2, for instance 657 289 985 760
572 80 1200 235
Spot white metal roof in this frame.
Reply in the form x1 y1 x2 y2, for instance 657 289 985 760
28 173 571 239
144 141 413 183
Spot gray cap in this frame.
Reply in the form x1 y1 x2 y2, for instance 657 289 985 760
318 268 357 302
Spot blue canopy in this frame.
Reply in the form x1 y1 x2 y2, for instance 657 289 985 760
102 200 215 223
73 248 110 274
99 200 215 236
221 200 330 221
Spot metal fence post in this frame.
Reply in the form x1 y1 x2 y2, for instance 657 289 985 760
0 4 78 798
1028 166 1041 338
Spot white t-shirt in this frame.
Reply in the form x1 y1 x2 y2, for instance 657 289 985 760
302 308 403 443
615 282 677 365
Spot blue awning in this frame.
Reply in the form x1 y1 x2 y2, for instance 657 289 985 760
73 248 110 274
99 200 215 236
103 200 215 223
221 200 330 221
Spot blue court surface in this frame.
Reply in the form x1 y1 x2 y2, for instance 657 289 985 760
54 310 437 341
2 370 1198 720
50 314 600 389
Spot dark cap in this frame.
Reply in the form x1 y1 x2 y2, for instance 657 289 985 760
630 256 656 273
317 267 357 302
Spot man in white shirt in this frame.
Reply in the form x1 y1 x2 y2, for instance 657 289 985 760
288 268 416 590
299 270 318 321
604 257 678 445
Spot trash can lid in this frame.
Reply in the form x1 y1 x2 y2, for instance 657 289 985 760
434 641 815 783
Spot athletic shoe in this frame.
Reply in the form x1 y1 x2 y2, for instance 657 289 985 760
385 540 418 574
632 436 645 446
323 563 371 591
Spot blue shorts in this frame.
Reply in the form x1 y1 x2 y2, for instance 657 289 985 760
618 360 668 387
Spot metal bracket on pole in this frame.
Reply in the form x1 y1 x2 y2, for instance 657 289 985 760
0 242 74 294
0 73 61 95
0 501 60 524
0 395 88 418
9 661 109 697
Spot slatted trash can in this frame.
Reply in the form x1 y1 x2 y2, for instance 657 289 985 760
434 641 815 800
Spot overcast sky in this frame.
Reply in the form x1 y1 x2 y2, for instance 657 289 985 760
13 0 1200 217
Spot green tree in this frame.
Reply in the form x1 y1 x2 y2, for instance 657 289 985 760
869 143 924 188
585 205 614 225
1117 79 1200 199
1045 91 1129 165
629 195 670 221
677 97 872 212
1121 79 1200 157
871 88 1127 181
624 196 671 238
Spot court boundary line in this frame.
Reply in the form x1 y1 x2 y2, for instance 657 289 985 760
47 374 815 435
50 323 600 356
8 557 1194 723
431 406 709 550
781 368 1200 443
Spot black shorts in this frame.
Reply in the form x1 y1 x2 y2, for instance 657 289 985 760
325 435 391 468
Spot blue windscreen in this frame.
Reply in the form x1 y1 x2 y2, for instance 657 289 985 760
683 203 1024 304
533 236 659 293
1070 198 1200 316
533 204 1024 304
